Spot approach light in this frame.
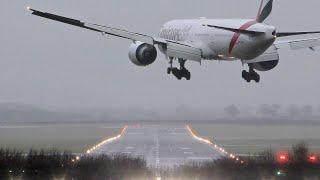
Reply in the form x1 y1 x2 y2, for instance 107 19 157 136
279 155 286 160
276 151 289 164
308 154 318 163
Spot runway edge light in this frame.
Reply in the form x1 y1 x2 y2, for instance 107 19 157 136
186 124 243 163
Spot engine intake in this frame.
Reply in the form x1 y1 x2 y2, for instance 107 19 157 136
128 41 157 66
251 60 279 71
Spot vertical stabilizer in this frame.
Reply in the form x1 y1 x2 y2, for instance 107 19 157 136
256 0 274 22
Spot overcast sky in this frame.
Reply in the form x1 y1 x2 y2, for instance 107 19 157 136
1 0 320 110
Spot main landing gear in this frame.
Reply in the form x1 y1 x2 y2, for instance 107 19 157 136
167 58 191 80
242 64 260 83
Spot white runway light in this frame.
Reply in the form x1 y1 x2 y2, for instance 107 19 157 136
85 125 128 155
186 124 243 163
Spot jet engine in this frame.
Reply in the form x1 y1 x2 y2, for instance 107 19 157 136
251 60 279 71
128 41 157 66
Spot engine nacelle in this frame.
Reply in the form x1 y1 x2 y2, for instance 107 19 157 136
128 41 157 66
251 60 279 71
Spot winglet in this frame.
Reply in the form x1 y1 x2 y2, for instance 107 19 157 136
256 0 274 23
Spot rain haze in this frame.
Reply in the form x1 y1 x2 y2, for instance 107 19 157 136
1 0 320 112
1 2 320 178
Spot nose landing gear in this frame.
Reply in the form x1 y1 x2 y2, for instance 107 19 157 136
167 58 191 80
242 65 260 83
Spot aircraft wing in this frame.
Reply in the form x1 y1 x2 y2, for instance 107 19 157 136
206 25 266 35
28 7 202 62
274 37 320 50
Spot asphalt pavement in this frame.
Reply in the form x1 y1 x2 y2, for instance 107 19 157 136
92 125 223 168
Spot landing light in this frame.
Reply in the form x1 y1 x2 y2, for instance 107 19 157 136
26 6 31 10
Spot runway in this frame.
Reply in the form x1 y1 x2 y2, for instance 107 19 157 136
91 125 224 168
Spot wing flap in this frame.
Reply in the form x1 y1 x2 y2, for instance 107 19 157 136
166 41 202 62
85 23 154 45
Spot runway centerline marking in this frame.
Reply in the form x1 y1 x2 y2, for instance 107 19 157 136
154 130 161 178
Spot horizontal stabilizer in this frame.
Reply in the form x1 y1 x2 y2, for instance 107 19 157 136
277 31 320 37
206 25 266 35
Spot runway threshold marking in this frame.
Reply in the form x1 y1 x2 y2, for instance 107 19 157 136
186 124 244 163
85 125 128 154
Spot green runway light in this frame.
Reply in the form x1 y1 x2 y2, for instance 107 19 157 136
276 170 286 176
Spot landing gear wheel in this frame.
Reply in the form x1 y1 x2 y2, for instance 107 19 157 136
242 70 250 82
242 70 260 83
186 72 191 80
181 68 191 80
172 68 182 80
252 73 260 83
168 58 192 80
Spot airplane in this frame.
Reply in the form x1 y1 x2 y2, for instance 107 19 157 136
27 0 320 83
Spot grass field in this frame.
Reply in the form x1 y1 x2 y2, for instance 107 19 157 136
191 122 320 155
0 123 123 153
1 121 320 155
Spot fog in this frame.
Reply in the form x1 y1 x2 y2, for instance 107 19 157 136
0 103 319 122
1 0 320 112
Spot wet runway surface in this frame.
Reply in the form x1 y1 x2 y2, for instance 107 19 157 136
93 125 223 168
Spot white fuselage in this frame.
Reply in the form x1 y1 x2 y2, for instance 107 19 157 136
158 18 276 61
